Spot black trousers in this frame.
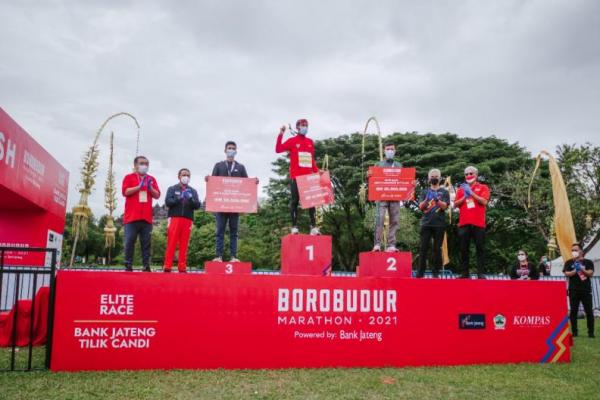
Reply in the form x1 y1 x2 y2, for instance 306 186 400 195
124 221 153 271
417 225 445 277
458 224 485 276
290 179 316 227
569 290 595 336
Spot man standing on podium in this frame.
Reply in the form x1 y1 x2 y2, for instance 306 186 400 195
208 141 257 262
370 142 401 252
163 168 201 272
454 165 490 279
276 119 320 235
121 156 161 272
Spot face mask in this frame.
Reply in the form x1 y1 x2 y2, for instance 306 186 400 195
429 178 440 185
466 175 477 183
298 126 308 135
385 150 395 159
180 176 190 185
517 255 526 262
137 165 148 174
226 149 237 158
572 250 580 258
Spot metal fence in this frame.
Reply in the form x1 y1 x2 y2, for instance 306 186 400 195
0 247 57 372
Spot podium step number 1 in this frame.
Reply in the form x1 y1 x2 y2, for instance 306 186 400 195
281 234 333 276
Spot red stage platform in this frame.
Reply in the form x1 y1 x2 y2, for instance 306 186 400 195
50 271 570 371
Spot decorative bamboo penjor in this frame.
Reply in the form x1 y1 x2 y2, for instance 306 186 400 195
69 112 141 267
358 117 384 207
358 117 389 246
528 150 577 261
104 131 117 262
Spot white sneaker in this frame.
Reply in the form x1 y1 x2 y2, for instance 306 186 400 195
310 227 320 235
372 244 381 252
291 226 299 234
212 256 223 262
385 246 398 252
230 257 240 262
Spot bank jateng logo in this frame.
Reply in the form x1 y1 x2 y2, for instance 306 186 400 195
494 314 506 330
458 314 486 330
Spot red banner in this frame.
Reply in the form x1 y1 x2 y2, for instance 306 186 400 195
205 176 257 213
368 167 415 201
0 107 68 265
296 171 334 209
51 271 570 371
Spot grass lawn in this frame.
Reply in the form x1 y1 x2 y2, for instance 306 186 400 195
1 322 599 400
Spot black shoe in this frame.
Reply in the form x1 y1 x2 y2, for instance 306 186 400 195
415 274 424 279
143 267 151 272
589 334 595 338
477 274 486 280
125 265 133 272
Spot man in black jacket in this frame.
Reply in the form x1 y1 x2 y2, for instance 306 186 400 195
163 168 201 272
206 141 257 262
563 242 595 338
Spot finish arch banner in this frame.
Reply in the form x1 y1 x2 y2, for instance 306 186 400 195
50 271 570 371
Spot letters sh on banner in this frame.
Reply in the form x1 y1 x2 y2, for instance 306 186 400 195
296 171 334 209
205 176 258 213
368 167 416 202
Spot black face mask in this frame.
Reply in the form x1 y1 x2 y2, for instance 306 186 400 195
429 178 440 185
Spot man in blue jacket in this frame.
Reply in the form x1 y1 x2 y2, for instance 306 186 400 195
206 141 257 262
163 168 201 272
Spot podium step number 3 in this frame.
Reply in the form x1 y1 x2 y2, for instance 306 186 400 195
204 261 253 274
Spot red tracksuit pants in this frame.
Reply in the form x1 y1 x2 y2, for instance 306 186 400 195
164 216 192 272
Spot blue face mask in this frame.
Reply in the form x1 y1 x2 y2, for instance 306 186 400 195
384 150 395 160
298 126 308 135
226 149 237 158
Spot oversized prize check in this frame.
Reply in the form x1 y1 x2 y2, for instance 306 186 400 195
368 166 416 201
205 176 258 213
296 171 335 209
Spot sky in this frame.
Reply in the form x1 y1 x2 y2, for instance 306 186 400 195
1 0 598 216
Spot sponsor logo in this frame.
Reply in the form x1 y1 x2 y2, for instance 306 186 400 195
513 315 551 328
494 314 506 330
459 314 486 330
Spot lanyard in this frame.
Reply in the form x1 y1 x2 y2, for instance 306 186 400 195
226 161 236 177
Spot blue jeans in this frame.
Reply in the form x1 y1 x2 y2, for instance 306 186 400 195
124 221 153 270
215 213 239 258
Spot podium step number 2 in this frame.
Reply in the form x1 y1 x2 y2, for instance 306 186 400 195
358 252 412 278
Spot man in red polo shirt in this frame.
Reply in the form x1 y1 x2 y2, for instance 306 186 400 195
121 155 161 271
275 119 320 235
454 165 490 279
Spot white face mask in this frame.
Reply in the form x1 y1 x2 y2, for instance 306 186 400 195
517 255 526 262
226 149 237 158
572 250 580 258
137 165 148 174
180 176 190 185
384 150 395 159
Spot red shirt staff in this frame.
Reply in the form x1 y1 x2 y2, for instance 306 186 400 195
276 119 320 235
454 165 490 279
121 155 160 272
